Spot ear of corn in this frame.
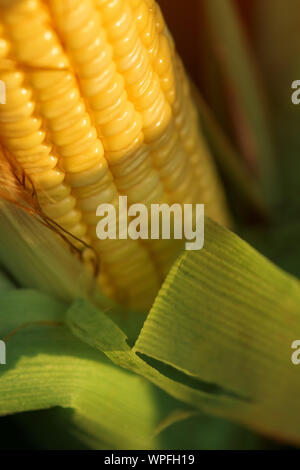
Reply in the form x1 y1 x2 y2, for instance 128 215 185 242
0 0 230 310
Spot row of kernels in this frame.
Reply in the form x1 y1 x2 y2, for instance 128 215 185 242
0 62 89 235
50 0 144 156
49 0 162 302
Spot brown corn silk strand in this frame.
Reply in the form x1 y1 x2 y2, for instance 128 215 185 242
0 144 101 274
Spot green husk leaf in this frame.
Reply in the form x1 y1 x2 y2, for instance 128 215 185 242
134 218 300 445
0 288 258 449
0 289 163 449
191 83 267 218
0 202 116 310
2 207 300 446
66 297 238 417
203 0 278 208
0 270 14 292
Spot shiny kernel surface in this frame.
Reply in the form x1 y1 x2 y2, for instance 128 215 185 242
0 0 230 311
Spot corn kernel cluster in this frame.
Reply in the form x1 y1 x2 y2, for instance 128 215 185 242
0 0 230 309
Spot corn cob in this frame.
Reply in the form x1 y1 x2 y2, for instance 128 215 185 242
0 0 230 310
